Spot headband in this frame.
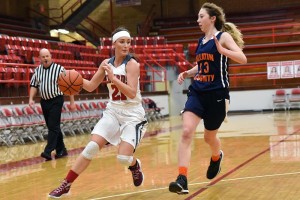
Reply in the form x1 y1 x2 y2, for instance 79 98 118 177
112 31 131 43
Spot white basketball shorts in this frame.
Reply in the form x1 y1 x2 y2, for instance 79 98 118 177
91 105 148 148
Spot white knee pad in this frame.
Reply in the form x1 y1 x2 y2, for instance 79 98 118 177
81 141 99 160
117 155 133 166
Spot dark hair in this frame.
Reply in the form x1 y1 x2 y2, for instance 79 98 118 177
111 26 130 37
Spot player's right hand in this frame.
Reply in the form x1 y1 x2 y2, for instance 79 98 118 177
177 71 188 85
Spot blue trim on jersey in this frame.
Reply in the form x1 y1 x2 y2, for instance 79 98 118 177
108 54 135 66
192 32 229 92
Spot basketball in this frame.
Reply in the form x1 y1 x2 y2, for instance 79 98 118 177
58 70 83 95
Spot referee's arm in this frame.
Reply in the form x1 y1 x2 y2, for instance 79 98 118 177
29 87 38 107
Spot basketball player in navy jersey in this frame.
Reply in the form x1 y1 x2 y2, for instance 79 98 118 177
169 2 247 194
48 27 148 198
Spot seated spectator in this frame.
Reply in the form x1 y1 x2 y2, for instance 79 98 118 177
148 98 161 113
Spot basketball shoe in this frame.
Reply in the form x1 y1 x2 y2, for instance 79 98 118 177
128 159 144 186
169 174 189 194
206 150 224 179
48 179 71 198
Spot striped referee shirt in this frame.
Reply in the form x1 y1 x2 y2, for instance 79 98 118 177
30 62 64 100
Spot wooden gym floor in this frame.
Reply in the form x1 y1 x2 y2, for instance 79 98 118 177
1 111 300 200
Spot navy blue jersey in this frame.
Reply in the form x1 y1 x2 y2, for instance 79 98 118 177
191 32 229 92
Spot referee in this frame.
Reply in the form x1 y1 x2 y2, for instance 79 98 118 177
29 48 75 161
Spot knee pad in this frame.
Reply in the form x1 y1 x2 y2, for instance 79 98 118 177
117 155 133 166
81 141 99 160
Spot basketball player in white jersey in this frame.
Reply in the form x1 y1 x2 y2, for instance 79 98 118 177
49 27 148 198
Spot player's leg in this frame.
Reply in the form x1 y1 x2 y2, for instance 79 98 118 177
203 90 227 179
48 108 119 198
204 128 224 179
117 109 148 187
169 111 201 194
117 141 145 187
48 134 108 198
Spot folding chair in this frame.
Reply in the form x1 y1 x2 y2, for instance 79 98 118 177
288 88 300 110
272 89 288 111
23 106 47 141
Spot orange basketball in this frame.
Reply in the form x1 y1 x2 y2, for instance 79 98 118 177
58 70 83 95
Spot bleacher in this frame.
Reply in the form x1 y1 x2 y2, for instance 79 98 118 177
168 7 300 90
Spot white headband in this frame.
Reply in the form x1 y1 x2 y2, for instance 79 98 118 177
112 31 131 43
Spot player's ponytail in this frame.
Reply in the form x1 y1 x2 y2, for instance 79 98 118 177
223 22 245 49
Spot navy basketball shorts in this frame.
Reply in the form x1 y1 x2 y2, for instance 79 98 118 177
183 87 229 130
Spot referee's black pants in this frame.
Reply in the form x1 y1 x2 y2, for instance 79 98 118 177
41 95 66 155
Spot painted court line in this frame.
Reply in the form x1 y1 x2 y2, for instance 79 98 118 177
86 128 300 200
88 171 300 200
185 128 300 200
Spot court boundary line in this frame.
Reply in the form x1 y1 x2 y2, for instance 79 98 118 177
184 128 300 200
88 171 300 200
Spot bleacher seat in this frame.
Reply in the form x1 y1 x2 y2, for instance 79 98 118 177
155 36 166 45
133 36 145 45
100 37 112 46
145 36 155 45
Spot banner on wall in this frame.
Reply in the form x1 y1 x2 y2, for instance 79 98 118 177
294 60 300 78
267 60 300 79
280 61 294 79
267 61 281 79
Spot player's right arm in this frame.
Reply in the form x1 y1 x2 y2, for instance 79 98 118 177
83 59 108 92
177 64 198 85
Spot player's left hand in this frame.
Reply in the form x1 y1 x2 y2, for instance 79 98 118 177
69 103 76 112
213 35 225 54
103 62 115 83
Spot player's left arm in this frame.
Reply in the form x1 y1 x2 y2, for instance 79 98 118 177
214 32 247 64
68 95 76 111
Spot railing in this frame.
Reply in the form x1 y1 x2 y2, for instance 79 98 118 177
29 0 111 40
48 0 86 23
84 17 111 36
28 7 61 28
143 48 194 71
138 4 156 36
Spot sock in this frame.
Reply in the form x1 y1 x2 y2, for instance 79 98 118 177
212 152 221 162
179 166 187 177
65 170 79 183
129 159 138 169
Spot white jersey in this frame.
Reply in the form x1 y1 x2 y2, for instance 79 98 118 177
91 54 147 148
106 55 142 108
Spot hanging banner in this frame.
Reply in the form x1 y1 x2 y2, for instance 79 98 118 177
294 60 300 78
267 61 281 79
280 61 294 79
